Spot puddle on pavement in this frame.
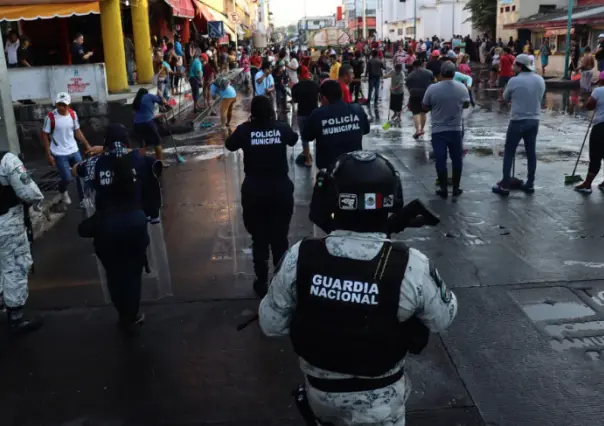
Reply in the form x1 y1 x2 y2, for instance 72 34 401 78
163 145 224 162
510 287 596 322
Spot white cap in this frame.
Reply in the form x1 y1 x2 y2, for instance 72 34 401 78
55 92 71 105
599 34 604 38
514 54 535 72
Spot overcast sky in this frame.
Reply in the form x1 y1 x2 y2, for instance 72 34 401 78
270 0 341 27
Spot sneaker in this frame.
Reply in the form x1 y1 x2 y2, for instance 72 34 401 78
61 192 72 205
597 182 604 192
519 183 535 194
452 188 463 197
575 182 592 193
435 188 448 199
492 184 510 197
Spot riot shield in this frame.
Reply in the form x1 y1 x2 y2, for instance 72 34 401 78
80 178 173 304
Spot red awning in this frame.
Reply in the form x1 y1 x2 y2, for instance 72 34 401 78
164 0 195 19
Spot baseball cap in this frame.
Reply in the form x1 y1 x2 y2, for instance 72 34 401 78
447 50 457 60
55 92 71 105
599 34 604 38
514 53 535 71
441 62 457 78
431 49 440 57
201 53 209 62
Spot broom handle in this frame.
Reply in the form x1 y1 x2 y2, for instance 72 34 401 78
572 112 595 177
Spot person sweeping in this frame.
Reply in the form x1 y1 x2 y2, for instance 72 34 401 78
384 63 405 122
574 71 604 194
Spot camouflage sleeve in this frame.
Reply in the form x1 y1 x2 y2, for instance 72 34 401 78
258 241 301 337
398 248 457 333
3 153 44 205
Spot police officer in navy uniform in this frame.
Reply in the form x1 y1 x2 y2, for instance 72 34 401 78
301 80 370 170
259 150 457 426
225 96 299 297
73 123 162 329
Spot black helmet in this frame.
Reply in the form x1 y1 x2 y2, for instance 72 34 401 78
104 123 130 148
311 151 403 233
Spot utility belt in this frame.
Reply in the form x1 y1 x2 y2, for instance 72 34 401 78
306 367 404 393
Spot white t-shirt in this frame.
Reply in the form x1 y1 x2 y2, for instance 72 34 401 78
591 87 604 125
5 40 19 65
42 109 80 156
287 58 299 84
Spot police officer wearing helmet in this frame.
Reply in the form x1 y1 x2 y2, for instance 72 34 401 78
73 123 162 329
225 96 299 297
301 80 370 170
259 150 457 426
0 151 44 334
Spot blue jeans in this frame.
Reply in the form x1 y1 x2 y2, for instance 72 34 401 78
431 131 463 175
368 76 381 104
501 119 539 188
54 151 83 199
297 116 309 150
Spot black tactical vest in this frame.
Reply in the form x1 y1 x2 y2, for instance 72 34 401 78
290 237 414 377
0 152 21 215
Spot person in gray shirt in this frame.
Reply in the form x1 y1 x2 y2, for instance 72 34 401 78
406 59 434 138
492 53 546 196
367 50 385 106
422 61 470 198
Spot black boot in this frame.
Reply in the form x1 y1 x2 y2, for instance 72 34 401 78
436 172 448 199
452 168 463 197
253 278 268 298
7 307 43 335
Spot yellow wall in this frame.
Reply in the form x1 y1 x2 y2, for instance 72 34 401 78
199 0 224 12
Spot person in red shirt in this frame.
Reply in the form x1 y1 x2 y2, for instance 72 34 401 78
498 47 515 102
338 64 354 103
249 50 262 95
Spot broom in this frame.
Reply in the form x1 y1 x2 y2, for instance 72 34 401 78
564 112 594 185
163 115 185 164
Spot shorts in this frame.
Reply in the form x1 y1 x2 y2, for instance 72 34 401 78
389 93 404 112
499 76 512 88
408 96 425 115
134 121 162 148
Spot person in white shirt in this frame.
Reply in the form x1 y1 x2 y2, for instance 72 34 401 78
5 31 20 68
41 92 97 206
286 56 299 87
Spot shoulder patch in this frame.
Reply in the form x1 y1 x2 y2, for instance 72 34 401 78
430 262 451 303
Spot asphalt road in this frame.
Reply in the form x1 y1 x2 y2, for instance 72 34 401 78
5 81 604 426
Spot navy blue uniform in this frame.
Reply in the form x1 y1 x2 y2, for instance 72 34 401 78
76 145 162 324
225 119 298 283
301 101 370 169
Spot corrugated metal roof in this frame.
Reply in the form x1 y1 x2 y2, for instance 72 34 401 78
551 5 604 21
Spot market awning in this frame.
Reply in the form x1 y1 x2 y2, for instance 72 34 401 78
193 1 235 37
544 28 575 37
164 0 195 19
0 1 98 21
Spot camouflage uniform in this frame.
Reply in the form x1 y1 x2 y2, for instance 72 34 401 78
0 153 44 309
259 230 458 426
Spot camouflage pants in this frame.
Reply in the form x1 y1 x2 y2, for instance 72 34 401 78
307 374 411 426
0 230 31 308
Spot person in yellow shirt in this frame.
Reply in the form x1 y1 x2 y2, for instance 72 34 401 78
329 54 341 80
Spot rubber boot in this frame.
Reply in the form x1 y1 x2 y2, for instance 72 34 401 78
452 169 463 197
436 172 448 199
7 307 43 335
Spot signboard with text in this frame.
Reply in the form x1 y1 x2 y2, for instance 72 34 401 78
208 21 225 38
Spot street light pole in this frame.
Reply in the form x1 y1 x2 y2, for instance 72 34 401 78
413 0 417 41
563 0 572 79
452 0 455 40
362 0 367 40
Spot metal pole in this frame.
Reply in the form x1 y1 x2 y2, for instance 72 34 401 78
362 0 367 40
452 1 455 40
413 0 417 41
0 32 20 153
563 0 573 79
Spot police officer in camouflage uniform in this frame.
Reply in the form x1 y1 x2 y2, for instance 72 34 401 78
259 151 458 425
0 151 44 334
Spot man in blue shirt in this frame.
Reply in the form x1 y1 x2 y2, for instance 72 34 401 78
189 49 203 113
254 61 275 97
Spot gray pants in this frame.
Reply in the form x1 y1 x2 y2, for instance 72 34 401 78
0 228 31 308
581 70 594 93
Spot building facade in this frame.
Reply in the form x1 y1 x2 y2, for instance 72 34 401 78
344 0 377 38
496 0 568 41
378 0 473 41
297 15 335 41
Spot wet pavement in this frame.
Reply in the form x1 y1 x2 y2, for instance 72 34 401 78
3 80 604 426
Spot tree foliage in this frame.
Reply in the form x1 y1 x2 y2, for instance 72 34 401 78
464 0 498 37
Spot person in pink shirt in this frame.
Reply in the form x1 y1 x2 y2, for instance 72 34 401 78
458 54 472 76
